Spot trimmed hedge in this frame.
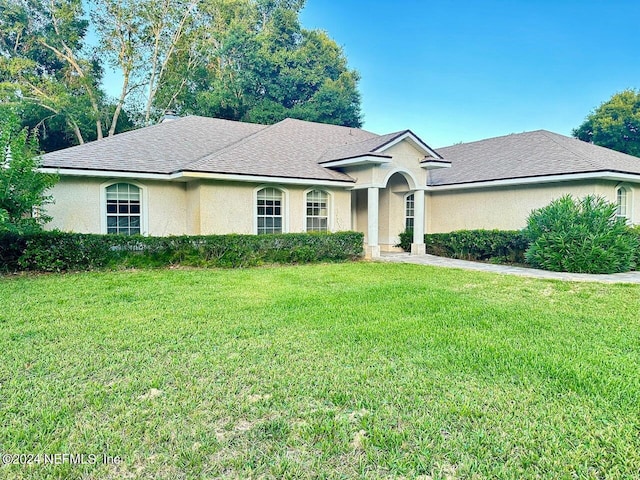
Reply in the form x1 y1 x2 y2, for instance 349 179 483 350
0 231 364 273
398 229 529 263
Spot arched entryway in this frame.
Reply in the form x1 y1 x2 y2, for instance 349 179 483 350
352 170 425 258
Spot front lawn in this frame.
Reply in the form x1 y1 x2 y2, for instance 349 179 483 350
1 263 639 479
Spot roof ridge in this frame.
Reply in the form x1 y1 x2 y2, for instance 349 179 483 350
279 117 379 136
438 130 548 150
537 130 602 170
180 119 273 171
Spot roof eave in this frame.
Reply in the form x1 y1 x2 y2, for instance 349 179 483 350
320 154 393 168
179 170 356 186
40 167 356 186
420 160 451 170
427 170 640 191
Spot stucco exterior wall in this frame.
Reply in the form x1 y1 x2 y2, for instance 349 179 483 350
46 176 352 236
426 180 638 233
148 181 187 235
197 181 351 234
46 177 188 235
46 177 103 233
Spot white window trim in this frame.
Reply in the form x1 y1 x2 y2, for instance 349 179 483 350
253 185 289 234
303 188 333 233
616 183 634 224
100 180 149 235
404 192 415 231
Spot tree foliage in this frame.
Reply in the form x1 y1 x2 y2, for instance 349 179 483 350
155 0 362 127
0 0 135 150
0 111 57 233
1 0 363 150
573 89 640 157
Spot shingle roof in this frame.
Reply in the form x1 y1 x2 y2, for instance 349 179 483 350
42 116 388 182
183 118 376 181
430 130 640 186
42 116 266 174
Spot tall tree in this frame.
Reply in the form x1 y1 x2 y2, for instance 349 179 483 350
0 0 111 146
2 0 363 150
157 0 363 127
91 0 203 127
573 89 640 157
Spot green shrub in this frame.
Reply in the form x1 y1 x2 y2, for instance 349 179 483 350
524 195 638 273
397 229 528 263
0 231 364 273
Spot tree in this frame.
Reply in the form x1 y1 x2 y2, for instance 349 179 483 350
91 0 202 127
0 111 58 233
2 0 363 148
0 0 105 143
157 0 363 127
573 89 640 157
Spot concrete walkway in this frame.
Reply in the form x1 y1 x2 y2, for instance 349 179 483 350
377 252 640 284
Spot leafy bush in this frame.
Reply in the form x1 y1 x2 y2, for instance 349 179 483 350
397 229 528 263
524 195 638 273
0 231 364 273
0 111 58 234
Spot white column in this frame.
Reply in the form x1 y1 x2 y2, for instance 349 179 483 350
350 190 357 231
411 190 426 255
366 187 380 258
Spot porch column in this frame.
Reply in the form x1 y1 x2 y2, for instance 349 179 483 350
366 187 380 258
411 190 426 255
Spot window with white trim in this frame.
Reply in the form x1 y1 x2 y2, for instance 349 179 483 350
405 193 415 231
306 190 328 232
106 183 141 234
616 186 629 221
257 187 283 234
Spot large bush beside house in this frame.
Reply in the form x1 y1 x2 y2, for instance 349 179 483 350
398 229 529 263
0 231 364 273
0 112 57 234
524 195 638 274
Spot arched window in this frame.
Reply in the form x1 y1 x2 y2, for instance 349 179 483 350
106 183 141 235
405 193 415 231
306 190 328 232
256 187 283 234
616 186 629 220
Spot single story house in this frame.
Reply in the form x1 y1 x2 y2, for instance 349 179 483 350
41 115 640 257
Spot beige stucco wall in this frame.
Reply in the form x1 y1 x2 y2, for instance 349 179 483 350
46 176 352 236
148 181 187 235
197 181 351 234
46 177 103 233
427 180 639 233
47 177 188 235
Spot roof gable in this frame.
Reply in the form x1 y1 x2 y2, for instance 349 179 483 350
373 130 443 160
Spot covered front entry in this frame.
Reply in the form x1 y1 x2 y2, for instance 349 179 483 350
352 172 425 258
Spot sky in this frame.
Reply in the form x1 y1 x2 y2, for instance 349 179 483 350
298 0 640 147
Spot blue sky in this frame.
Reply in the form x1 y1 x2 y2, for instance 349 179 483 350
299 0 640 147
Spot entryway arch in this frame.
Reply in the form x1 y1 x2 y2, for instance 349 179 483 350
355 170 425 258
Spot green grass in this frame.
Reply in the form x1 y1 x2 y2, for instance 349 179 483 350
1 263 639 479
